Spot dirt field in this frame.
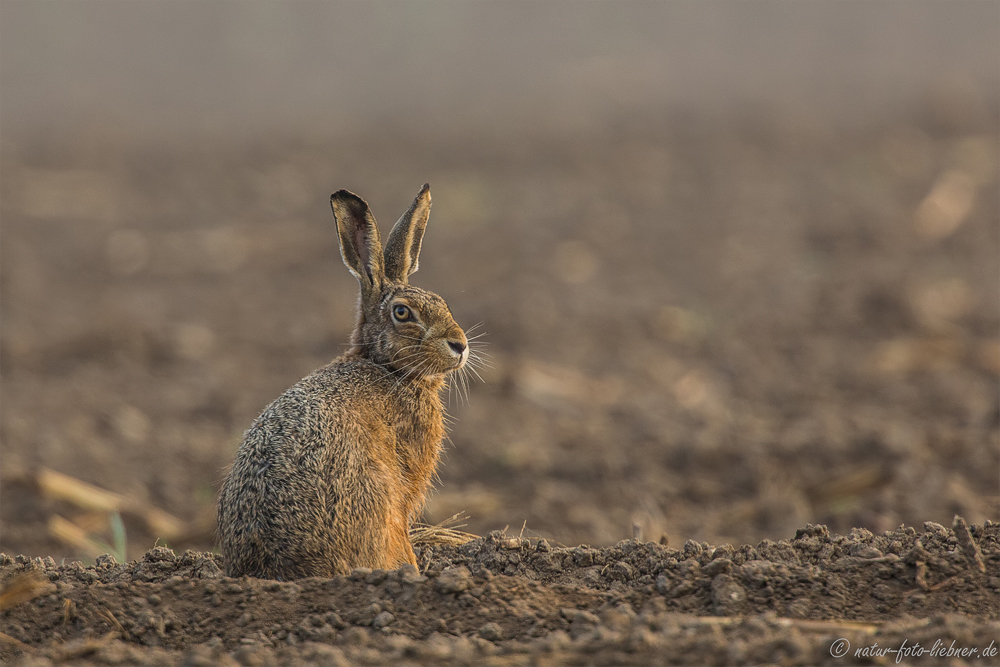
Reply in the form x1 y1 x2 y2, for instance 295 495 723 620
1 67 999 665
1 521 998 665
2 107 998 663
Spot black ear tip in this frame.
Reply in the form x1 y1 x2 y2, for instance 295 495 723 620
331 189 360 203
419 183 431 195
330 190 372 219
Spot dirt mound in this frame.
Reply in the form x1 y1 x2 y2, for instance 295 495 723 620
2 521 998 666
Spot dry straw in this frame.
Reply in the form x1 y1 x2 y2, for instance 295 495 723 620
409 512 478 547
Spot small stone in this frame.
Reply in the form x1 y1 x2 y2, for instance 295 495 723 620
670 581 696 597
358 602 382 625
702 558 733 577
923 521 948 536
850 545 883 559
195 557 222 579
610 561 634 582
711 574 747 615
479 622 503 642
794 524 829 539
683 539 703 557
435 566 472 594
372 611 395 629
143 546 177 562
96 554 118 567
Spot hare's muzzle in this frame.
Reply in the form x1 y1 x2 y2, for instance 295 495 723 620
445 332 468 370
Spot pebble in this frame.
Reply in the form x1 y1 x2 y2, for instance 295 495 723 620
435 566 472 594
479 622 504 641
372 611 395 629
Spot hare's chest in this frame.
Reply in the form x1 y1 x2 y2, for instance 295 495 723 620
389 400 444 474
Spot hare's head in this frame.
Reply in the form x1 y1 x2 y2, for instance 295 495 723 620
331 184 468 380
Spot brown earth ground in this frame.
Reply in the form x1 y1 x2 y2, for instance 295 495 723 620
1 522 999 665
1 101 999 664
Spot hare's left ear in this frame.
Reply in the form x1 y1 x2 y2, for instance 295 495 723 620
383 183 431 283
331 190 385 296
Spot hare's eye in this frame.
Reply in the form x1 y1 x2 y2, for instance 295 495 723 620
392 304 412 322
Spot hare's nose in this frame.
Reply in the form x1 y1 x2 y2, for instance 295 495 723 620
447 340 467 356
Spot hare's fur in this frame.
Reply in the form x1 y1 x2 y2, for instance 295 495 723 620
217 185 468 580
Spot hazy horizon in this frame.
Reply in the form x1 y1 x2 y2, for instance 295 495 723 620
2 1 997 143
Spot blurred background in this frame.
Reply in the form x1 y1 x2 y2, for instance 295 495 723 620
1 1 997 562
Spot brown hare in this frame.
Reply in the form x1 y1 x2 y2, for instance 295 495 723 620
218 184 475 580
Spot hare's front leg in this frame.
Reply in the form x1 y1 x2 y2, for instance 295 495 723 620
363 476 418 570
386 515 418 569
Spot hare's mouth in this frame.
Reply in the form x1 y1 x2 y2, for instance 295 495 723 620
447 343 468 372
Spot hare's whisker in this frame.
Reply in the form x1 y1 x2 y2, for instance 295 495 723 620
404 357 433 381
391 351 424 365
466 352 493 370
457 368 471 405
465 364 486 384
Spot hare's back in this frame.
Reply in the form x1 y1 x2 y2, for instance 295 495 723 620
239 358 391 461
218 359 394 577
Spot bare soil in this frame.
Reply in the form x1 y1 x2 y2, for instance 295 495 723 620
1 104 998 664
2 522 999 666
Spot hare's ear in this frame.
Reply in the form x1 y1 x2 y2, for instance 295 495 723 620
331 190 385 293
383 183 431 283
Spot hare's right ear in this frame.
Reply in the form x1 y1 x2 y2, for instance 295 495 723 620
383 183 431 283
331 190 385 294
